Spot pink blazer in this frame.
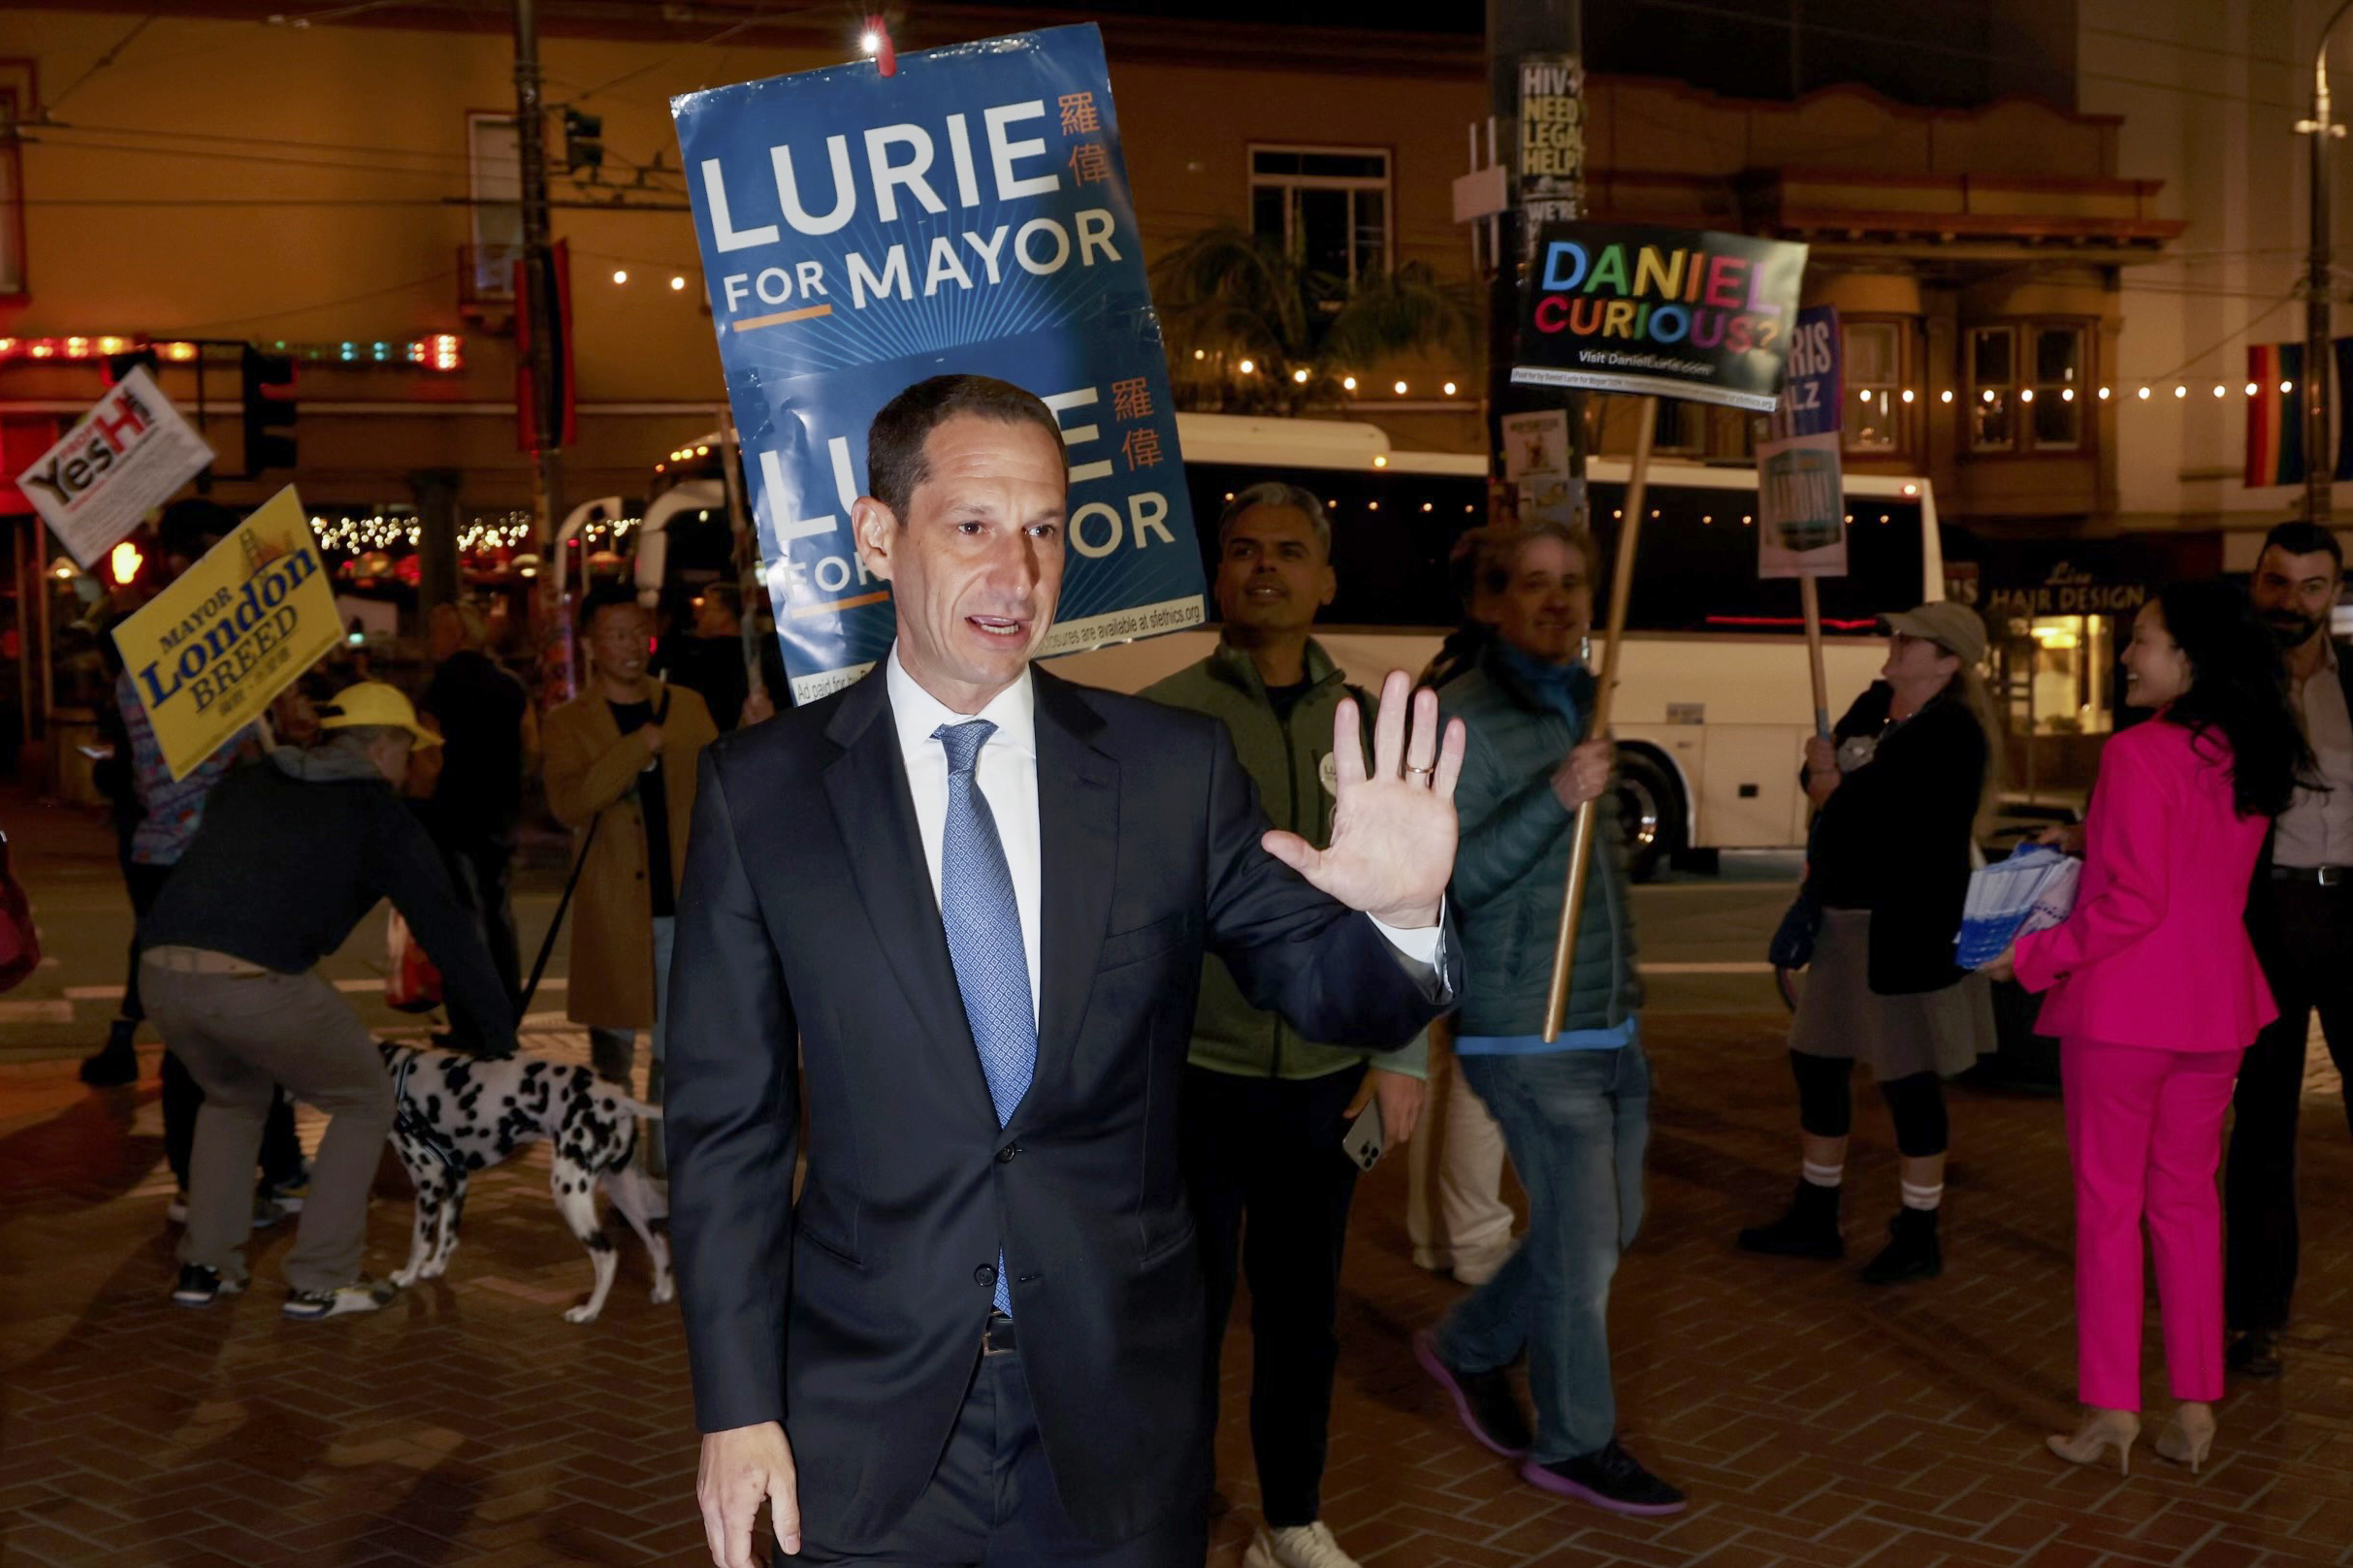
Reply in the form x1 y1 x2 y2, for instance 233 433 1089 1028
2014 718 2275 1051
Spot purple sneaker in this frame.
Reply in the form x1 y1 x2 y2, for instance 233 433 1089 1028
1412 1328 1532 1457
1520 1440 1688 1517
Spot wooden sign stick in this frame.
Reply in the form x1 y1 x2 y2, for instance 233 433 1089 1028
1542 395 1658 1042
1799 573 1831 740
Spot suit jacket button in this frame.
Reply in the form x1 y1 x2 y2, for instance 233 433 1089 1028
996 1144 1021 1163
974 1264 996 1286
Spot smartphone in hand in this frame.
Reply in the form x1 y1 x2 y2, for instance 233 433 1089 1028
1340 1100 1385 1171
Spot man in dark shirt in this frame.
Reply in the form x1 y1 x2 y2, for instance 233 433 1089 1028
656 582 754 733
420 601 533 1009
142 683 516 1320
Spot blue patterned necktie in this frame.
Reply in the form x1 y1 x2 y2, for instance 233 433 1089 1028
934 720 1035 1317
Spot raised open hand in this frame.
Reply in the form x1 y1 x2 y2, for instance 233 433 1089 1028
1260 669 1467 929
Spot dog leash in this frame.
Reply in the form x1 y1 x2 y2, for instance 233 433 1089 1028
517 688 670 1020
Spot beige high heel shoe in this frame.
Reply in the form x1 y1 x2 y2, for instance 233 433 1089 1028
2047 1407 2142 1475
2154 1402 2217 1473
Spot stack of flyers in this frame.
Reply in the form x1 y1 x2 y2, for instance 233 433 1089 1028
1954 843 2081 970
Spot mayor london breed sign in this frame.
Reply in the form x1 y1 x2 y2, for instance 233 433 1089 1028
673 24 1203 704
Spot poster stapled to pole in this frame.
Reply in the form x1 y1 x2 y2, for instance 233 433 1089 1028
672 24 1204 704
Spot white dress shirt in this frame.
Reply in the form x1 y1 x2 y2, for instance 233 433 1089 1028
2274 640 2353 868
883 647 1442 1029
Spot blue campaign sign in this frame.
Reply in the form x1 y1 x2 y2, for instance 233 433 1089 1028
1764 304 1841 441
672 24 1203 703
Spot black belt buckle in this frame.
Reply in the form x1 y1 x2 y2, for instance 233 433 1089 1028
2277 864 2350 886
983 1311 1017 1356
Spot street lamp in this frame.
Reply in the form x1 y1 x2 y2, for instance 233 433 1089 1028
2296 0 2353 525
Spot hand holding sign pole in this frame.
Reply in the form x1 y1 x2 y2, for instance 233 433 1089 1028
1512 222 1807 1041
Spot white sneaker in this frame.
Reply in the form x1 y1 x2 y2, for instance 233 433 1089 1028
1244 1522 1363 1568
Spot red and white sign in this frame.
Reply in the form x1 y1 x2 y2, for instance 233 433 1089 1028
15 368 215 568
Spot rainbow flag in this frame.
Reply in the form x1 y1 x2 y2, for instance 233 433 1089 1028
2245 339 2353 486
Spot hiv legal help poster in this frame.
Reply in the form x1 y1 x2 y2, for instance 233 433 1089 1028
112 487 338 781
673 24 1203 703
1757 305 1848 580
1511 223 1808 412
17 368 215 569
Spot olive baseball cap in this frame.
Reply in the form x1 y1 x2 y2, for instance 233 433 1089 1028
1880 601 1986 664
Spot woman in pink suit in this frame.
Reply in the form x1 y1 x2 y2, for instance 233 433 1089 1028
1991 582 2308 1476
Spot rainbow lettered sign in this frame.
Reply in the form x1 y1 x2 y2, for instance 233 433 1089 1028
1511 223 1808 412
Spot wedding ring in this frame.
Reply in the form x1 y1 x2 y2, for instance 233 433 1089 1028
1405 764 1435 781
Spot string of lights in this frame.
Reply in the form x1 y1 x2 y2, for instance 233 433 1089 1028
306 513 639 554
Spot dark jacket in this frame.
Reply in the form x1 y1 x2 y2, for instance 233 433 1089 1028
1439 640 1639 1040
662 663 1459 1548
1143 639 1429 1081
143 747 519 1054
1804 681 1986 996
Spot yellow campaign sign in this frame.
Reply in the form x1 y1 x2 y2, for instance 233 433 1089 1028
111 487 340 781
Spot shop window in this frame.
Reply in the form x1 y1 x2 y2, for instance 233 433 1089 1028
1843 320 1902 453
1967 327 2015 452
2005 614 2116 737
1655 398 1705 455
1966 322 2091 454
0 80 26 299
1249 146 1390 288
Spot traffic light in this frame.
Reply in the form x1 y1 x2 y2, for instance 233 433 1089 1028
241 345 298 474
563 108 603 174
106 345 159 386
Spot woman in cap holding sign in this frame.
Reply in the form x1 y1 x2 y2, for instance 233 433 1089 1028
1988 583 2305 1476
1737 600 1998 1284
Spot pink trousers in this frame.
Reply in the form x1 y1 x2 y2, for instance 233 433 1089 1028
2061 1036 2244 1410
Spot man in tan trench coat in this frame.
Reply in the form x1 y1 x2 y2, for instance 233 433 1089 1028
544 585 720 1167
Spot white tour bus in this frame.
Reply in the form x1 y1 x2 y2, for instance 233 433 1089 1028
1050 413 1946 880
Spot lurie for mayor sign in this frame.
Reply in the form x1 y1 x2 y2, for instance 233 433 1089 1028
1511 223 1808 412
673 24 1203 703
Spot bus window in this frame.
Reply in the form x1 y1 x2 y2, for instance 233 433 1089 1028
1182 462 1484 629
1596 482 1926 635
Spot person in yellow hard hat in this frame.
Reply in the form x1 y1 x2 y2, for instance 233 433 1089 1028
140 681 519 1320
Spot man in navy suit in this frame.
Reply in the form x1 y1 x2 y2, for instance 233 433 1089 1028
666 374 1466 1568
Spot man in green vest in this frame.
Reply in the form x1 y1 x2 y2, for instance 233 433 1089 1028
1146 484 1429 1568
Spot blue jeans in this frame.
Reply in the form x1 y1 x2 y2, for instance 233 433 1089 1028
1437 1043 1650 1462
589 915 675 1170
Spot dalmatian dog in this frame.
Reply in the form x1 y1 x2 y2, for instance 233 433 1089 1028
379 1040 673 1324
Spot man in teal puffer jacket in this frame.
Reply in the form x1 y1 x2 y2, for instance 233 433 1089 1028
1147 484 1428 1568
1409 518 1686 1518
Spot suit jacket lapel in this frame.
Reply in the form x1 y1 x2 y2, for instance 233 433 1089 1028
820 671 998 1127
1020 669 1118 1133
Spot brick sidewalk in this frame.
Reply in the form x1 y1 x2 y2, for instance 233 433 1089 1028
4 1016 2352 1568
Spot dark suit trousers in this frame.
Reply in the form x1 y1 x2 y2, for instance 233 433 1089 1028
2225 878 2353 1331
798 1346 1207 1568
1179 1063 1366 1529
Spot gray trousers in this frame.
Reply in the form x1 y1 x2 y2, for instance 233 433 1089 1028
588 914 674 1173
144 958 393 1293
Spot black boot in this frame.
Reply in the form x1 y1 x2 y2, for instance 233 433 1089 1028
1737 1180 1844 1259
78 1019 141 1088
1860 1206 1942 1284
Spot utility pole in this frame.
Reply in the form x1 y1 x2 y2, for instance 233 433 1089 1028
2299 1 2353 526
512 0 567 679
1485 0 1586 487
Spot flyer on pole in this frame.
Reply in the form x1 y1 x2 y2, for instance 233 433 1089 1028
111 487 340 781
1757 304 1847 580
672 24 1204 704
16 368 215 569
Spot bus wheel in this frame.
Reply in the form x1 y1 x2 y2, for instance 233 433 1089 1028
1614 748 1684 883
